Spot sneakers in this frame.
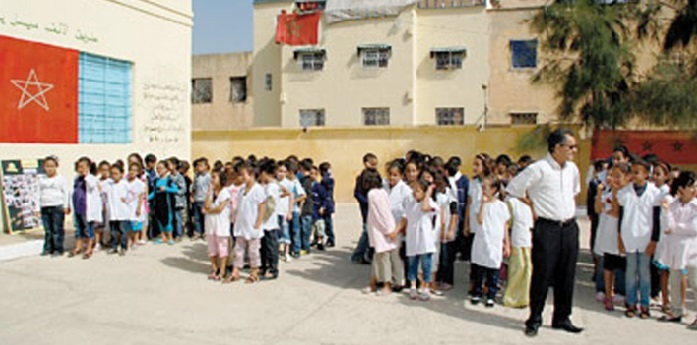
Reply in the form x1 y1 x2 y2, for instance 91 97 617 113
419 289 431 301
317 243 325 251
603 297 614 311
471 296 481 305
595 291 606 303
613 294 626 305
118 249 126 256
154 239 164 245
94 243 102 252
284 254 292 263
167 240 175 245
409 288 418 300
107 249 119 255
137 239 146 245
485 299 495 308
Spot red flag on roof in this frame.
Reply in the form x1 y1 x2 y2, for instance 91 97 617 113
0 35 79 143
276 11 321 46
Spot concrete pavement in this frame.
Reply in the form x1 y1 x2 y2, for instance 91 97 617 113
0 204 695 345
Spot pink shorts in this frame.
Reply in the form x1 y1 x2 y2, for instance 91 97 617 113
207 235 230 258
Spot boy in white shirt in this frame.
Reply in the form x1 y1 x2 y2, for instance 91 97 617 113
260 159 281 280
617 158 662 319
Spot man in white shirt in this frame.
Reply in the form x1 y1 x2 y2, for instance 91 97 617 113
506 129 583 337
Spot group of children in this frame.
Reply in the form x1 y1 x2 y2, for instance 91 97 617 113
358 151 536 307
587 146 697 329
37 153 336 284
357 148 697 330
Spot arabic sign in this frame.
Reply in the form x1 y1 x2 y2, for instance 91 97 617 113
0 12 99 45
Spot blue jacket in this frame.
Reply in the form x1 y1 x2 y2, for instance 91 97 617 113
312 181 330 221
354 170 369 222
321 174 335 214
454 175 469 232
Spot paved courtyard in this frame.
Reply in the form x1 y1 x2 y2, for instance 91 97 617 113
0 204 695 345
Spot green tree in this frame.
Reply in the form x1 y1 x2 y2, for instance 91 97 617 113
530 0 636 129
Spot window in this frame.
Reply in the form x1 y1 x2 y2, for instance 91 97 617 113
191 78 212 104
295 50 326 71
431 47 466 70
299 109 325 127
362 108 390 126
296 0 326 12
265 73 272 91
510 39 538 69
230 77 247 103
510 112 538 125
360 47 390 68
436 108 465 125
78 53 132 143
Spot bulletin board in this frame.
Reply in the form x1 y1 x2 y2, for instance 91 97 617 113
0 159 45 234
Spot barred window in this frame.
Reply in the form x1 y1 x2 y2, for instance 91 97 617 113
299 109 325 127
191 78 212 103
362 107 390 126
299 52 325 71
361 49 390 68
510 112 538 125
436 108 465 125
434 52 464 70
510 39 538 69
230 77 247 103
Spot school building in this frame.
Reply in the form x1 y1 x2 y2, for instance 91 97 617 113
0 0 193 232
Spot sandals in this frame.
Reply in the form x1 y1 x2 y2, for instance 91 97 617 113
688 320 697 330
658 314 682 323
245 274 260 284
640 307 651 320
222 274 240 284
625 306 637 318
82 252 92 260
68 251 82 258
603 297 614 311
208 271 221 281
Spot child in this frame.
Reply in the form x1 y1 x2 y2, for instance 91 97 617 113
125 163 146 250
230 162 266 284
385 159 410 290
351 153 379 264
471 175 511 308
106 163 130 256
179 160 193 238
652 162 675 313
94 161 111 251
149 161 179 245
395 179 438 301
69 157 101 259
260 159 281 280
658 170 697 325
127 153 149 246
167 157 187 242
287 160 306 258
276 162 295 262
588 159 609 294
503 175 534 308
445 158 469 288
420 166 451 295
363 169 398 296
320 162 336 248
38 156 70 257
594 163 630 311
191 158 211 240
311 166 329 251
618 158 663 319
204 168 232 281
299 160 315 255
466 153 493 295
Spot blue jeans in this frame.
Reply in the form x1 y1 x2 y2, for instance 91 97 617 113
626 251 651 308
74 213 94 239
408 254 433 284
472 264 499 300
278 215 291 244
351 222 371 262
301 214 313 251
324 214 335 244
41 206 65 254
174 207 184 239
597 256 627 296
110 221 128 250
291 211 301 254
192 201 205 235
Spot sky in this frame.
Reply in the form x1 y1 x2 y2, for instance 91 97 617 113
192 0 254 54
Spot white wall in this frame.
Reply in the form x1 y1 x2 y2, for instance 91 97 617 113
0 0 192 232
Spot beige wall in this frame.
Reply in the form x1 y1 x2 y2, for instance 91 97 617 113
252 1 288 127
192 53 254 130
281 9 418 127
488 8 557 125
192 125 591 204
415 6 489 125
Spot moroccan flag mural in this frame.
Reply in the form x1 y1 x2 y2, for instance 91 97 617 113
591 129 697 165
0 35 79 143
276 11 321 46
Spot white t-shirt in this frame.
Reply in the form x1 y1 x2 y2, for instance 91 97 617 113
126 178 146 222
205 188 232 237
106 179 130 221
404 198 438 257
654 185 672 261
472 200 510 269
277 178 294 216
262 182 281 230
507 197 533 248
385 180 412 225
468 178 482 234
618 182 662 252
39 174 70 208
594 189 620 256
233 183 266 240
85 175 103 223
